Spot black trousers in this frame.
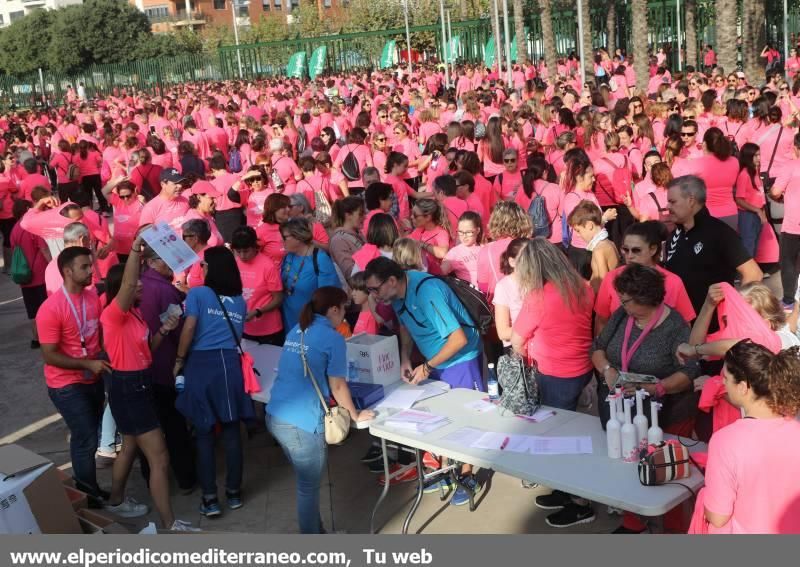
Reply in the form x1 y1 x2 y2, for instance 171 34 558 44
780 232 800 304
81 174 107 212
139 383 196 490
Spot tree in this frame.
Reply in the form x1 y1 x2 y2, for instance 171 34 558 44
579 0 593 80
512 0 527 64
539 0 558 71
631 0 649 92
685 0 697 68
741 0 765 81
0 9 54 75
716 0 737 73
246 14 291 43
490 0 502 73
606 1 616 56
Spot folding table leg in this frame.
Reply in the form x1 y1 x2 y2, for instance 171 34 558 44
369 438 391 534
401 449 425 535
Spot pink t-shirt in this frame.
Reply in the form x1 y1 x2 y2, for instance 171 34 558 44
492 274 524 346
704 418 800 534
100 300 152 372
681 155 740 218
256 222 285 268
443 243 481 286
594 265 696 322
441 196 468 242
245 189 273 227
632 177 669 222
333 144 373 186
513 281 595 377
108 194 143 255
184 208 223 248
561 190 600 249
477 237 511 297
353 310 379 335
734 168 766 209
492 170 524 201
771 164 800 235
237 252 283 336
409 226 449 274
139 195 190 234
36 287 103 388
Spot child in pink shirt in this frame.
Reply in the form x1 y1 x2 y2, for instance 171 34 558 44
350 272 382 335
441 212 482 286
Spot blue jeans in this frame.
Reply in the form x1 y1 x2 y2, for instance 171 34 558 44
738 209 762 258
47 381 105 496
196 421 243 499
266 414 326 534
537 370 593 411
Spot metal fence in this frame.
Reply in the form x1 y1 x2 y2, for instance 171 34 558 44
2 1 800 110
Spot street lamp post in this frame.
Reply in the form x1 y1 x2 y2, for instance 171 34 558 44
403 0 413 75
492 0 503 77
576 0 586 85
439 0 450 88
501 0 512 86
231 0 244 79
784 0 790 81
676 0 682 71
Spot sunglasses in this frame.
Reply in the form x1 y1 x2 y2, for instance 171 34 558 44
375 137 386 142
621 246 643 254
680 132 696 137
504 159 517 164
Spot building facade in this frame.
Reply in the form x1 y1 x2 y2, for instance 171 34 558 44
0 0 82 28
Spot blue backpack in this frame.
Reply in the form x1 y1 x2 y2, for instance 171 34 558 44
527 185 551 238
228 147 242 173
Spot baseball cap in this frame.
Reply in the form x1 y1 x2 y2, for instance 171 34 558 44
188 180 222 198
159 168 185 184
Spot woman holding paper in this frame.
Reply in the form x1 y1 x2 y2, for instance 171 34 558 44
267 286 374 534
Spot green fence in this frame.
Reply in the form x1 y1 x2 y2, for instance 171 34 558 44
3 1 800 110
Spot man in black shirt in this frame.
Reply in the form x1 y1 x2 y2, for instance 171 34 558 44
665 175 762 315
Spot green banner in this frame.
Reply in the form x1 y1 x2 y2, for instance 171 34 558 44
380 40 397 69
483 37 496 68
446 36 461 63
510 27 529 62
286 51 307 78
308 45 327 80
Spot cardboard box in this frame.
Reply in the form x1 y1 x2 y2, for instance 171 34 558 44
0 444 82 534
55 468 75 488
346 333 401 387
63 485 88 512
76 509 130 534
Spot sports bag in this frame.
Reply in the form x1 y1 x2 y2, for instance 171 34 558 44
415 275 494 334
10 245 32 285
527 184 551 238
496 352 541 416
228 147 243 173
341 146 360 181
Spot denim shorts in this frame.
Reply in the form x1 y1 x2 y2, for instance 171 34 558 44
108 368 160 436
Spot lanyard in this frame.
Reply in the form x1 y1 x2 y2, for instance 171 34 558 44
62 286 88 357
620 303 665 372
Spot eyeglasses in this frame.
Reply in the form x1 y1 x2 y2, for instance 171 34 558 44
412 212 428 218
118 193 132 199
281 233 294 241
621 246 643 254
680 131 696 137
503 159 517 164
378 114 387 119
366 279 386 294
182 233 197 240
781 87 790 92
375 137 386 142
458 230 477 236
620 296 634 307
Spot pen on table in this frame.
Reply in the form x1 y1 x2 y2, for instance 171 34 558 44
500 436 510 451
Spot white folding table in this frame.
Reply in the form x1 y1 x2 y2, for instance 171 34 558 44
368 388 705 534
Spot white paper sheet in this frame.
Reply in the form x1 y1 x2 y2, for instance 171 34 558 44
441 427 485 445
503 434 535 454
140 221 199 274
528 436 593 455
384 409 450 433
376 388 424 410
470 432 509 450
464 399 497 413
518 408 557 423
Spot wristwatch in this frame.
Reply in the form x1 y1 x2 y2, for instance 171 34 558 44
600 363 612 377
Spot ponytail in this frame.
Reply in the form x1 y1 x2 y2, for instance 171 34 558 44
298 286 349 331
724 341 800 417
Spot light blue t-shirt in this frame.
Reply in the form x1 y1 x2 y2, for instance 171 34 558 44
267 315 348 434
391 271 481 368
280 249 341 331
185 286 246 351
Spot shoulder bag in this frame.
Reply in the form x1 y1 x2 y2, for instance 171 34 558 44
299 331 351 445
496 351 540 416
213 293 261 395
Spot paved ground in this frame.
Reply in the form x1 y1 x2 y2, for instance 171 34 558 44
1 267 782 534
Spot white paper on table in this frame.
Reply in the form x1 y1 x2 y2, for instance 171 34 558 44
441 427 485 446
140 221 199 274
416 381 451 401
528 436 593 455
386 418 451 434
517 408 556 423
376 388 424 410
503 434 535 454
464 399 497 413
470 432 508 450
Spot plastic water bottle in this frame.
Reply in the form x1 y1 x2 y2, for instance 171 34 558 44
621 398 638 462
487 363 499 401
606 396 622 459
633 388 650 449
348 360 358 383
648 401 664 445
175 374 185 392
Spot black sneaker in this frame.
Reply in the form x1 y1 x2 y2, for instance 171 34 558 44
361 445 383 463
612 525 647 534
534 489 573 510
368 457 395 473
545 503 596 528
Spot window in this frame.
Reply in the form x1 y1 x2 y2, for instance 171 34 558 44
262 0 269 9
323 0 331 6
145 6 170 19
273 0 281 8
213 0 225 10
290 0 299 8
9 11 24 23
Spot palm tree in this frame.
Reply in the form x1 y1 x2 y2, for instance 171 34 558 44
460 0 469 19
685 0 697 68
716 0 738 73
491 0 503 74
513 0 528 64
606 1 616 57
579 0 593 81
540 0 558 73
631 0 649 92
742 0 766 81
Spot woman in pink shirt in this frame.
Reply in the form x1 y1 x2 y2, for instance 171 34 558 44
477 117 507 180
735 143 768 257
332 128 373 191
441 211 483 286
560 148 602 279
243 167 275 228
692 340 800 534
628 159 672 225
391 123 422 189
492 238 528 348
511 237 594 409
515 157 562 245
408 198 450 275
458 151 496 216
256 193 290 268
477 201 532 298
100 177 143 260
75 140 105 212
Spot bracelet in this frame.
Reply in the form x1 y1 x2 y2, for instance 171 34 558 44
655 380 667 398
130 248 142 254
176 355 185 362
694 343 702 357
423 361 432 374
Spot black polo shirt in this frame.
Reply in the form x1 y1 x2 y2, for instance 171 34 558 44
665 207 751 314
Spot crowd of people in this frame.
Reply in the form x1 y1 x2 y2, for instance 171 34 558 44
2 47 800 534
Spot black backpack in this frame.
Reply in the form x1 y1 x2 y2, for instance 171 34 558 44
139 165 156 201
413 275 493 334
341 146 360 181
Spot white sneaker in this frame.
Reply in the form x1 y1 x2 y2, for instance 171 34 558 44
170 520 200 532
104 497 149 518
607 505 625 516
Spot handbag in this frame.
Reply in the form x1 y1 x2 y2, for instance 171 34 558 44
758 125 782 193
637 440 693 486
299 331 351 445
213 293 261 395
496 351 541 416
